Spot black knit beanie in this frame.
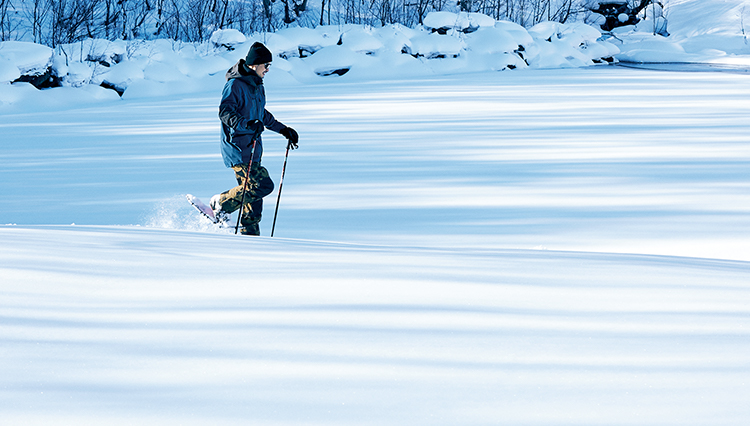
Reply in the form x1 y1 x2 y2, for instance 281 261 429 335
245 42 273 66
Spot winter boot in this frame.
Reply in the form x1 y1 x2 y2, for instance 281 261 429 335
210 194 230 225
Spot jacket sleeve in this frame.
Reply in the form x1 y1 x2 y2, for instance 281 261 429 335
219 81 253 131
263 109 286 133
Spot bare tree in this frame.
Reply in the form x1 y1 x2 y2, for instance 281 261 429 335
0 0 16 40
49 0 99 47
25 0 52 44
117 0 153 39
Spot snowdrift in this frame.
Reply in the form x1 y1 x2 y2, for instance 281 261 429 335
2 225 749 425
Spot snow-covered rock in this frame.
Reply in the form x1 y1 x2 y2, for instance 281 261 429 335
59 39 126 67
467 12 496 29
529 21 564 41
0 54 21 83
558 22 603 46
579 39 620 61
64 62 94 87
373 24 417 54
423 11 495 33
408 32 464 58
424 11 469 32
527 21 615 67
264 33 300 59
465 27 521 55
95 58 147 93
494 21 534 47
274 27 335 57
210 29 247 50
340 27 384 54
302 45 369 76
528 21 601 45
0 41 53 76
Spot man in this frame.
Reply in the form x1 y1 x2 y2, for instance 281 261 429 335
211 42 299 235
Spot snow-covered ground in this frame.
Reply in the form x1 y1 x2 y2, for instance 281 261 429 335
2 66 748 260
2 225 749 425
2 64 749 426
2 0 750 424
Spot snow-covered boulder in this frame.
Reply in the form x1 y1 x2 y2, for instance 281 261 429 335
529 20 602 46
95 58 147 95
373 24 418 54
467 13 496 29
0 41 53 76
59 39 126 67
210 29 247 50
465 27 521 55
424 11 469 33
264 33 300 59
408 32 464 58
579 39 620 62
528 21 563 41
302 45 366 76
494 21 534 47
528 39 585 68
274 27 335 57
423 11 494 33
0 54 21 83
462 50 528 72
339 27 384 54
64 62 94 87
527 21 615 66
558 22 603 46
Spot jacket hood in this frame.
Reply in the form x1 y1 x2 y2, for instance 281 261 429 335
226 59 263 85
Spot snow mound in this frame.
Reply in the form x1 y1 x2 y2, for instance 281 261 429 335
408 32 464 58
0 41 52 75
340 27 385 54
466 27 522 55
302 45 368 76
210 29 247 50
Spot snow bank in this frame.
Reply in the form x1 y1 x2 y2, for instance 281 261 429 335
0 13 618 104
612 0 750 63
1 0 749 105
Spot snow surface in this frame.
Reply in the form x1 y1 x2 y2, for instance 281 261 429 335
1 0 750 424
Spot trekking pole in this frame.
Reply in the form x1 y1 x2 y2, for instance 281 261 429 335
270 144 291 237
235 138 258 235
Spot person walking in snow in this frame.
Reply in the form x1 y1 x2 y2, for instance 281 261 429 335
211 42 299 236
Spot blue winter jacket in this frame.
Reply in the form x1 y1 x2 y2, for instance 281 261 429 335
219 60 285 168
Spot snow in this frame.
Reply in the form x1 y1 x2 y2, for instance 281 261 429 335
423 11 471 30
408 31 465 58
209 28 247 48
0 53 21 82
2 224 749 424
0 40 52 75
339 27 385 54
1 0 750 424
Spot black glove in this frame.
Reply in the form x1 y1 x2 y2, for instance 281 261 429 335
280 126 299 150
247 119 264 139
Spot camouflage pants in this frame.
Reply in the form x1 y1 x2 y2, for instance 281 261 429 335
216 163 274 235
